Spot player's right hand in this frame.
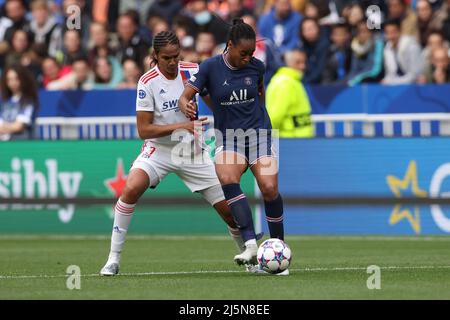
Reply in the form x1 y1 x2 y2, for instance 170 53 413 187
183 117 209 134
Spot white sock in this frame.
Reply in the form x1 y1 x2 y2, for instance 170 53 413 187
228 226 245 253
108 199 136 264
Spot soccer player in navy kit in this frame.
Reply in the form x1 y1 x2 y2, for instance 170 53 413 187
180 19 287 274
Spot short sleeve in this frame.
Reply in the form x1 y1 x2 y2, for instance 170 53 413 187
187 59 210 94
136 81 154 112
254 58 265 88
16 104 34 125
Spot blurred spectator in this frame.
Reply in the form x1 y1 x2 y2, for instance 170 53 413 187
430 0 449 34
382 18 423 84
115 11 150 69
195 31 215 61
88 22 118 65
322 23 352 84
173 14 196 48
386 0 419 38
418 30 449 83
40 56 72 88
266 49 313 138
427 47 450 83
147 0 183 26
5 29 32 67
242 13 283 87
119 0 154 29
47 56 93 90
416 0 436 46
0 64 38 141
299 17 329 83
55 29 86 66
29 0 62 58
117 58 141 89
342 3 365 36
91 56 123 89
261 0 308 16
347 21 384 86
2 0 31 43
224 0 254 23
146 14 170 40
258 0 303 54
180 0 229 45
62 0 92 48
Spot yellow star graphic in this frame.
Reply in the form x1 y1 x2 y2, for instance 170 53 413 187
386 160 427 234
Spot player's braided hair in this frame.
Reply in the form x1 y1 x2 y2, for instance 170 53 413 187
150 31 180 67
224 18 256 52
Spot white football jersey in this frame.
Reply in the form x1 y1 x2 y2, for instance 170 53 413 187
136 61 199 146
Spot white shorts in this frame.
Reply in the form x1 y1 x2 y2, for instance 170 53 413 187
130 141 221 193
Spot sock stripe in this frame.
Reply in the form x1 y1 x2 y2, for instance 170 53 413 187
116 203 134 212
227 227 241 236
266 215 284 223
226 194 246 206
115 203 135 215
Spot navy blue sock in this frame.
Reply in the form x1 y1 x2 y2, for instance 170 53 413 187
264 194 284 240
222 183 256 242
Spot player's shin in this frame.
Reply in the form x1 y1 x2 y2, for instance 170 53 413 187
228 225 245 253
264 193 284 240
221 183 256 242
108 199 136 263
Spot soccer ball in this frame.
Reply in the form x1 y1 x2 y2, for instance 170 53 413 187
257 238 292 274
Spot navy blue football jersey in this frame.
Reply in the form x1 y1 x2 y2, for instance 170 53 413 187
187 54 272 134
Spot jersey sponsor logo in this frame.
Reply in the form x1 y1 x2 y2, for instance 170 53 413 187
138 89 146 99
221 89 255 106
162 99 179 112
230 89 248 101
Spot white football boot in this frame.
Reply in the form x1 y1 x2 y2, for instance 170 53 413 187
100 261 120 276
234 243 258 265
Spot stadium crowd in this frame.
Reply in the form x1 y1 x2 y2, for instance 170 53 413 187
0 0 448 90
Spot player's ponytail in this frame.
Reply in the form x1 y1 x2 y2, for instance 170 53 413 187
224 17 256 53
150 31 180 68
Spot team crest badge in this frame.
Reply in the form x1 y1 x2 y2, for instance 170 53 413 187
244 77 252 86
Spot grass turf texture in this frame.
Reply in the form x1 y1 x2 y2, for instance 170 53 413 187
0 236 449 300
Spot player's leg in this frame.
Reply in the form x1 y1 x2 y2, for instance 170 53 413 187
250 156 284 241
215 150 258 265
198 185 245 253
100 168 150 276
176 154 246 253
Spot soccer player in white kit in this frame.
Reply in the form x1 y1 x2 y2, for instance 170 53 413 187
100 31 245 276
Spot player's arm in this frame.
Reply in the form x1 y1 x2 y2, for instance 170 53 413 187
136 111 208 139
0 121 26 134
179 85 199 119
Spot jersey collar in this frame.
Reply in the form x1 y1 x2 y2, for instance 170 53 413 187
222 53 238 71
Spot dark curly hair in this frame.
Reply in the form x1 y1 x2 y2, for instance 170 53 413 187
0 64 39 108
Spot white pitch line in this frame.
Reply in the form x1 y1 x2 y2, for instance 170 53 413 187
1 235 450 242
1 265 450 280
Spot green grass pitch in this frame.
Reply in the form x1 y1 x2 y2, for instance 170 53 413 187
0 235 449 300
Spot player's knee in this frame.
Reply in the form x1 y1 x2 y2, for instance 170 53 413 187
259 182 278 201
121 183 145 203
217 173 240 185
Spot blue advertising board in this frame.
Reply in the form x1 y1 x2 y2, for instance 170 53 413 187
272 138 450 235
